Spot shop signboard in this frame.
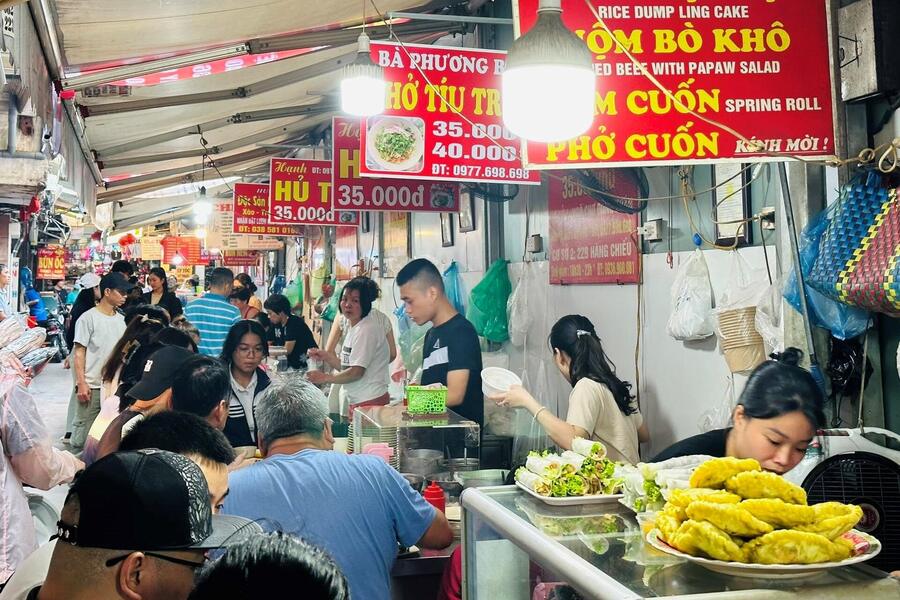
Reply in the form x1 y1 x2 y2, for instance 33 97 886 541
361 42 540 186
332 116 459 212
36 246 66 280
512 0 837 168
548 170 640 285
232 183 303 236
160 236 203 266
222 251 261 267
268 158 359 227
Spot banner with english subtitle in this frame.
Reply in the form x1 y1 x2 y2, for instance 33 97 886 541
513 0 837 168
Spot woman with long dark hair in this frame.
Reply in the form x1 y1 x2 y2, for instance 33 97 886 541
652 348 825 474
220 320 271 451
490 314 648 463
142 266 183 318
234 272 263 312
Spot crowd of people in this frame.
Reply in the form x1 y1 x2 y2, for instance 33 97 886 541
0 259 470 600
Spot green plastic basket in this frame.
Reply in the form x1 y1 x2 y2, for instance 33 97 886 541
406 385 447 415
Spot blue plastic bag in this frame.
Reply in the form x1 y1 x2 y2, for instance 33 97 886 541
783 206 870 340
443 261 466 315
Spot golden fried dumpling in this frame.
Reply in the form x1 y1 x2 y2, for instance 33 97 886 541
671 519 745 562
689 457 761 489
739 498 816 528
662 502 686 522
724 470 807 505
656 512 682 544
685 501 773 537
743 530 851 564
795 503 863 540
667 488 741 509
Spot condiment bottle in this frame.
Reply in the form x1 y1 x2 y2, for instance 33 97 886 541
423 482 445 513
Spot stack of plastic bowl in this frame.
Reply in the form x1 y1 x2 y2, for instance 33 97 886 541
716 307 766 373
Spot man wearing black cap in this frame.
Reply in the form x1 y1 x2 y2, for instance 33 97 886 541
95 345 196 462
70 272 131 451
5 450 256 600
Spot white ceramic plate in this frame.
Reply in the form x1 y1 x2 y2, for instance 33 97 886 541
515 481 624 506
645 529 882 579
366 116 424 172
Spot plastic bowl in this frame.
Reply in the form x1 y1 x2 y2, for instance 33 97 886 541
481 367 522 398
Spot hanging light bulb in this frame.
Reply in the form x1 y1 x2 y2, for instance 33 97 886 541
340 31 386 116
170 252 185 267
193 185 212 225
502 0 595 142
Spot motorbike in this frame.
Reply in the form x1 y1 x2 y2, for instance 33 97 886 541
44 302 68 363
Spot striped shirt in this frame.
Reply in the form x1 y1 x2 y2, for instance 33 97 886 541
184 293 240 356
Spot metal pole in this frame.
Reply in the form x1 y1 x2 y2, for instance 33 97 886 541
777 162 822 374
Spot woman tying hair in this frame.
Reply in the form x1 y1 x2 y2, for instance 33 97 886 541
653 348 825 474
490 315 649 464
142 266 183 319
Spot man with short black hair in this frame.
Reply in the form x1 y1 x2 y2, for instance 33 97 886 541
109 259 134 278
71 272 130 450
1 450 256 600
397 258 483 426
171 355 230 430
223 376 452 600
263 293 317 370
185 268 240 356
120 411 235 512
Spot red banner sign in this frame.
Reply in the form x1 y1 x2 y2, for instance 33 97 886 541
513 0 836 168
233 183 303 236
548 170 640 285
36 246 66 280
333 116 460 212
268 158 359 227
161 236 203 266
361 42 540 186
222 251 261 267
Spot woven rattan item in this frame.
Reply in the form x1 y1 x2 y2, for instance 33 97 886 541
807 173 900 315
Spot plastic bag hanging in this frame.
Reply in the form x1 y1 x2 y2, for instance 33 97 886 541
507 262 536 348
666 249 714 341
394 305 431 382
715 251 769 374
467 260 513 343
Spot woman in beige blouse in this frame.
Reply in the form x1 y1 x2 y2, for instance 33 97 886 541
490 315 649 464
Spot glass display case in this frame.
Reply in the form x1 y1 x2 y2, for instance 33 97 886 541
352 404 480 478
460 487 900 600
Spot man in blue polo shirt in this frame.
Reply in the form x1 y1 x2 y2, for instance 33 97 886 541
185 267 241 356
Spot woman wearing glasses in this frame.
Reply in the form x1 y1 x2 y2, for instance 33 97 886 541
220 320 272 453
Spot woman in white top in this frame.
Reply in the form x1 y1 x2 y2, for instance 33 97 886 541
490 315 650 464
308 277 391 416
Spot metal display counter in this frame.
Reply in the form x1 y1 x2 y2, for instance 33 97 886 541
460 486 900 600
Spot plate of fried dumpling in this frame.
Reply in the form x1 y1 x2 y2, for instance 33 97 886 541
645 457 881 578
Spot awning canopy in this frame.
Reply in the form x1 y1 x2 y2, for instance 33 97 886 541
31 0 467 229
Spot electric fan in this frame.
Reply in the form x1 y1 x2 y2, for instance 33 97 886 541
802 450 900 572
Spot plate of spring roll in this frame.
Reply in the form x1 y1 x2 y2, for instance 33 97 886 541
514 438 626 505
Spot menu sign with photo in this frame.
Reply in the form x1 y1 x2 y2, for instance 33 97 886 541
233 183 302 236
361 42 540 186
333 116 459 212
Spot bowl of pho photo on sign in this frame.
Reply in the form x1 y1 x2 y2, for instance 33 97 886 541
366 116 425 172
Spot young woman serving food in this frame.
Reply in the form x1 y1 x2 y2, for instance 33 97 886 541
490 315 649 464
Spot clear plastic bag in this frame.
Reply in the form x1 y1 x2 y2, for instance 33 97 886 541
507 262 537 348
394 305 431 382
698 375 737 432
715 251 769 374
666 249 714 341
755 279 785 354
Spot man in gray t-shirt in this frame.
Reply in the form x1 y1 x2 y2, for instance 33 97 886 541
0 264 12 321
70 273 129 450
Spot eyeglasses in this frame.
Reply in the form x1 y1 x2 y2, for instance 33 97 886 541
106 551 206 572
236 345 264 356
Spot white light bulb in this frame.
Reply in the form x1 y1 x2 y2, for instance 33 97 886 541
171 253 184 266
502 65 595 142
341 75 387 116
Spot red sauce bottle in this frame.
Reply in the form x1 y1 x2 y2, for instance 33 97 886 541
423 481 446 513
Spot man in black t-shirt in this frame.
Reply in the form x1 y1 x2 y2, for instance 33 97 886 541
398 259 483 427
263 294 317 370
